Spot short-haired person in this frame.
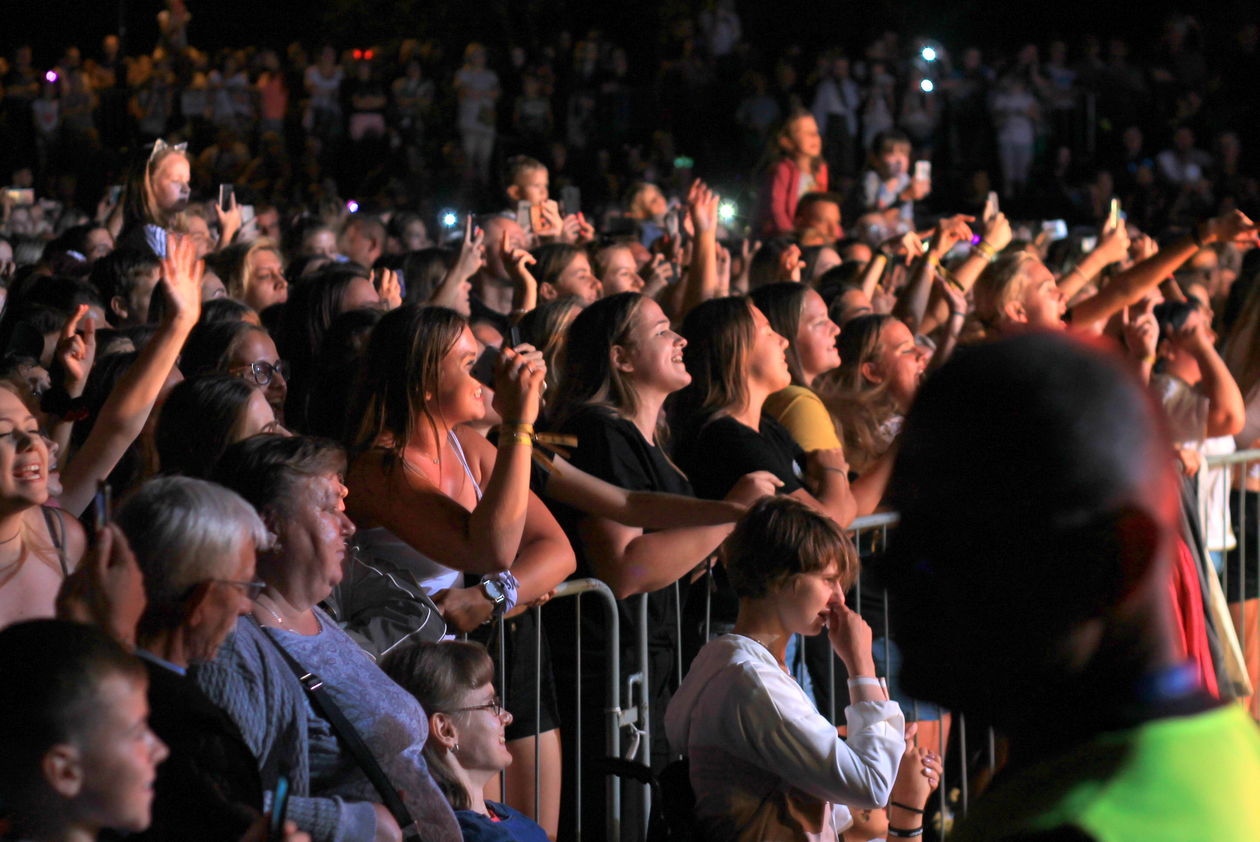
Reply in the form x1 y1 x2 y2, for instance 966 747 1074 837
880 332 1260 840
338 216 386 269
116 476 303 842
666 496 933 841
90 248 162 327
0 619 168 842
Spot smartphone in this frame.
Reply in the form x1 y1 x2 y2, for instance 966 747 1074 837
914 160 932 183
664 208 680 242
239 204 256 225
983 191 999 223
529 203 546 233
507 324 522 349
217 184 234 210
87 481 112 539
4 187 34 206
1041 219 1069 242
560 185 581 217
107 184 123 205
269 774 290 841
515 200 533 234
1106 198 1121 233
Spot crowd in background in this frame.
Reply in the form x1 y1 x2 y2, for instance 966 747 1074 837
1 2 1260 842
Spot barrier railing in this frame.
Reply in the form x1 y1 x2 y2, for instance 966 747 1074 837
492 450 1260 839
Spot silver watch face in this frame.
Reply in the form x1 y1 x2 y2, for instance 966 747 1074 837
482 580 506 602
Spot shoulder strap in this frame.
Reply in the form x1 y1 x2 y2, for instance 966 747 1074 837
42 506 68 576
248 616 426 841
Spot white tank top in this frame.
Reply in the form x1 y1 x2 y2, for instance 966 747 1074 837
354 430 483 595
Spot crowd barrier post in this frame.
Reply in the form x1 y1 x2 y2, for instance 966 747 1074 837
493 577 623 841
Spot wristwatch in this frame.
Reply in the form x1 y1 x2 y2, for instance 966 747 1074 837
480 578 508 615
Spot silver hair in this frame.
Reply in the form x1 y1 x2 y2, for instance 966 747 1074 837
115 476 269 608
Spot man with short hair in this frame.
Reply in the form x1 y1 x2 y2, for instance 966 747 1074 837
881 333 1260 840
338 216 386 269
90 247 162 327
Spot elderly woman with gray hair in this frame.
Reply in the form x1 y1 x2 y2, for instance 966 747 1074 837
115 475 308 842
192 434 460 842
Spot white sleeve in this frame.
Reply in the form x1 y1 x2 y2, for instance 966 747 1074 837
728 663 906 809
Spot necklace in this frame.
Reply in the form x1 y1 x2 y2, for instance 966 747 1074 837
256 595 320 635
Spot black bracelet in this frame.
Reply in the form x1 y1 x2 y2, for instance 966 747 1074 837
889 800 925 814
887 826 924 838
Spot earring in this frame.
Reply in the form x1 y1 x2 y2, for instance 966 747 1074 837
450 743 460 754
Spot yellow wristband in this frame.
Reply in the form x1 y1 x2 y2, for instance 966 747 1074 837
501 432 533 447
499 422 535 436
973 240 997 261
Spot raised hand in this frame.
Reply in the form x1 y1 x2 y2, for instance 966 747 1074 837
929 214 975 258
492 344 546 426
777 243 805 282
55 304 98 395
372 267 402 310
687 179 720 235
1095 223 1132 264
56 524 146 647
980 211 1013 253
214 191 242 249
1204 209 1260 247
159 233 204 327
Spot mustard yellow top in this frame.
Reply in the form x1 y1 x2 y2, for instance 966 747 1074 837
764 385 841 452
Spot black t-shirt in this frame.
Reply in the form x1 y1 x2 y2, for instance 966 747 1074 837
674 413 806 501
545 406 695 766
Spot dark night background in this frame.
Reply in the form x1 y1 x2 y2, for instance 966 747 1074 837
5 0 1257 63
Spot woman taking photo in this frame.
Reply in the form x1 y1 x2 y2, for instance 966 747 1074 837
383 640 549 842
345 304 574 835
666 496 939 842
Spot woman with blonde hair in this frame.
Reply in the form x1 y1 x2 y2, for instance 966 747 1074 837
210 238 288 312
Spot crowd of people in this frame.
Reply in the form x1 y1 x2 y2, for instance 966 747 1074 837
2 5 1260 842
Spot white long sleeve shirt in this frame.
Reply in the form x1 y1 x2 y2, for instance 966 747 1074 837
665 634 905 841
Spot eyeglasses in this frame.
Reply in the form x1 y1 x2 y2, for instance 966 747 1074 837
231 360 289 387
450 695 504 717
213 579 267 599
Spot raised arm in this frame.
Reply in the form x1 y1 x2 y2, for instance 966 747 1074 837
346 348 546 574
676 180 721 319
1070 210 1259 327
59 234 203 516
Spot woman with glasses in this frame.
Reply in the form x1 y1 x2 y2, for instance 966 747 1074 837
181 320 288 425
384 640 549 842
197 433 462 842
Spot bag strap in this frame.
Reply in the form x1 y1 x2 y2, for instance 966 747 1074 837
250 615 425 841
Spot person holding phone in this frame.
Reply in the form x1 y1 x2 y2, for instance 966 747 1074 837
345 306 574 834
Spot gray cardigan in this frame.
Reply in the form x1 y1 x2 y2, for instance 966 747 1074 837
192 610 460 842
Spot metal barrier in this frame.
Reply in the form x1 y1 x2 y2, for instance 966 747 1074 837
490 452 1260 839
494 576 623 841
